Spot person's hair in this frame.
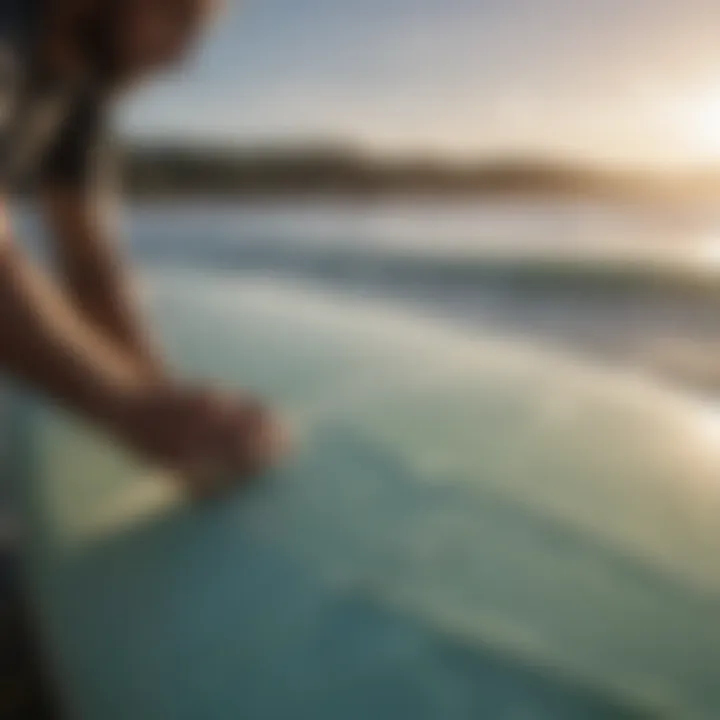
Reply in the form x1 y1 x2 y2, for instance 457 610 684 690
77 0 219 85
71 0 125 84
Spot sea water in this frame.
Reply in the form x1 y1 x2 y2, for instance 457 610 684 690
115 198 720 399
7 197 720 719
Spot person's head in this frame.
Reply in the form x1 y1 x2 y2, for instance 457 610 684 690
70 0 221 85
114 0 219 76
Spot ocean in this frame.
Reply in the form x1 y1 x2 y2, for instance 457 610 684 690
7 197 720 719
111 198 720 400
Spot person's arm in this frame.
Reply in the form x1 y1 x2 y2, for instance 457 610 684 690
39 93 164 377
24 99 285 487
42 185 163 377
0 230 285 490
0 228 144 424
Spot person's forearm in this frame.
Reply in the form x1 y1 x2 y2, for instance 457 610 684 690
60 233 161 375
44 189 163 377
0 241 145 424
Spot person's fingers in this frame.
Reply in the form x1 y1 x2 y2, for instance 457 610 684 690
174 395 265 496
167 388 231 467
226 400 285 473
179 392 226 464
118 385 288 490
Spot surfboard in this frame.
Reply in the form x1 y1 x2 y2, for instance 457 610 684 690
12 272 720 720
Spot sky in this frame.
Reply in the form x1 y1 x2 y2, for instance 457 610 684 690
122 0 720 167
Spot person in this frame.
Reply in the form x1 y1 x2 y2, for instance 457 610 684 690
0 0 286 498
0 2 286 715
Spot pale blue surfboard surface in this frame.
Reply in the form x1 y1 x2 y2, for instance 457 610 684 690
14 273 720 720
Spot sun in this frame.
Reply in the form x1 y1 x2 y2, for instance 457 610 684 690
681 91 720 161
675 86 720 163
695 234 720 271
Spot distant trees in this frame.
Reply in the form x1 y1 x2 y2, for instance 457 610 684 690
116 142 700 201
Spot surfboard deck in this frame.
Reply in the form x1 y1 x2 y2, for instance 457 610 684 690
13 274 720 720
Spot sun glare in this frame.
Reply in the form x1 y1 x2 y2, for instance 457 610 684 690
695 235 720 271
682 92 720 161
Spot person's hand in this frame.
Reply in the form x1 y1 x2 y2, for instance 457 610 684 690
106 384 288 498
